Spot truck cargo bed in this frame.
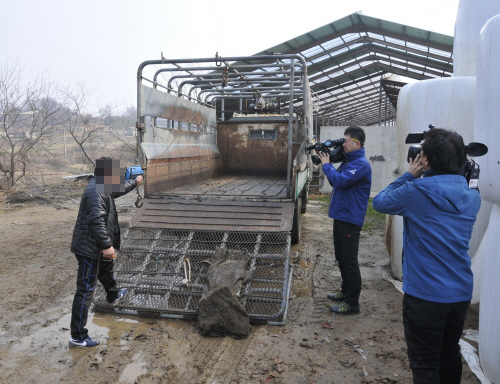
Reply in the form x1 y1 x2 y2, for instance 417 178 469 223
150 175 288 200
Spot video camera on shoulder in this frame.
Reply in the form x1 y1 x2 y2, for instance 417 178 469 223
405 125 488 189
306 138 346 165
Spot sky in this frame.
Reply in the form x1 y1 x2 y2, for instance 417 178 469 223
1 0 459 114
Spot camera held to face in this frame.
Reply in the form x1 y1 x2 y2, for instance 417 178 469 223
405 125 488 189
307 138 346 165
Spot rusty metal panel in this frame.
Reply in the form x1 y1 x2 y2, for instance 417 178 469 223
130 199 294 232
217 122 289 175
141 129 222 195
146 157 222 195
141 85 216 126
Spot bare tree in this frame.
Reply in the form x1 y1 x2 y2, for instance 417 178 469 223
56 83 106 168
0 63 62 188
99 104 135 153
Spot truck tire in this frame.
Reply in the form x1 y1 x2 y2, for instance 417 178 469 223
300 187 308 214
291 197 302 244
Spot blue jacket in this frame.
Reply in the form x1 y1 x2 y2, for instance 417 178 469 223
372 171 481 303
323 148 372 227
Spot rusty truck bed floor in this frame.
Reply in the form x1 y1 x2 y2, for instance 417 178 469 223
151 175 288 199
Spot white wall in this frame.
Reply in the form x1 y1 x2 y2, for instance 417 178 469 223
318 125 398 195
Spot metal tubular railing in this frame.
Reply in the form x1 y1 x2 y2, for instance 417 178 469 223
136 54 312 198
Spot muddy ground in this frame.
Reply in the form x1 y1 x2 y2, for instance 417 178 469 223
0 183 480 384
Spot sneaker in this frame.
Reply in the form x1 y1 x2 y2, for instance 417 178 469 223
330 302 360 315
327 292 346 301
109 288 128 306
69 336 100 348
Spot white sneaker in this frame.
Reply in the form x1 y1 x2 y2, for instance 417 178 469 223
69 336 100 348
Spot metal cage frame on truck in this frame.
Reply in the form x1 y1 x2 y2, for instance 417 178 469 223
94 54 314 324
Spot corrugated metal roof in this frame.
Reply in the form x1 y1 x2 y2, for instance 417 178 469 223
152 12 453 128
244 11 453 126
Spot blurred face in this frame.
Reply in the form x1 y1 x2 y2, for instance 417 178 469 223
343 134 361 153
103 165 123 185
95 159 126 194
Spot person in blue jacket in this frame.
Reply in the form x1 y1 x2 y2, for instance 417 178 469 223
373 128 481 383
317 126 372 315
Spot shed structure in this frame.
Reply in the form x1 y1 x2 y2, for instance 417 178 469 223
153 12 453 130
247 11 454 127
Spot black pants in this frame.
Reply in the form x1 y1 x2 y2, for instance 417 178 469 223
403 294 470 384
333 219 362 307
70 254 119 340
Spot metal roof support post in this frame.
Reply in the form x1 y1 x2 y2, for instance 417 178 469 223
314 114 318 138
222 99 225 121
239 98 242 114
378 82 382 126
295 114 299 141
286 59 295 199
384 95 388 126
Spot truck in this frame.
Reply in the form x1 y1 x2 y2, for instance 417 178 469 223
95 54 313 325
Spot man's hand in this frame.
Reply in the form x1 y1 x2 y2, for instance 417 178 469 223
135 175 143 187
102 246 116 259
317 151 331 166
408 154 425 178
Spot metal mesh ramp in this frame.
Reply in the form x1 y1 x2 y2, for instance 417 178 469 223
94 227 292 323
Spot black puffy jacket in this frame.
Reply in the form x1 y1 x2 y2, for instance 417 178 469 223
71 177 137 259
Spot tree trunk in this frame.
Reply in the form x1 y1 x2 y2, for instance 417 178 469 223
10 151 15 188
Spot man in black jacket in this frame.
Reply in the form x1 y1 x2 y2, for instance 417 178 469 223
69 157 143 348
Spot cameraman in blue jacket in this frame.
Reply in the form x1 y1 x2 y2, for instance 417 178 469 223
373 128 481 383
318 126 372 315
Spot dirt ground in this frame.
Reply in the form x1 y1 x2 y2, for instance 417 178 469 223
0 184 481 384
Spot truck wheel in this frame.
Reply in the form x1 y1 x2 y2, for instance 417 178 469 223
300 187 308 214
291 197 302 244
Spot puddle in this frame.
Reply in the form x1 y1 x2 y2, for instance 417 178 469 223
292 260 314 297
10 309 151 353
88 312 152 350
119 352 148 383
165 318 193 331
10 312 106 352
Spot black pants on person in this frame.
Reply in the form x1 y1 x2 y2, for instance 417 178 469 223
403 294 470 384
70 254 119 340
333 219 362 307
